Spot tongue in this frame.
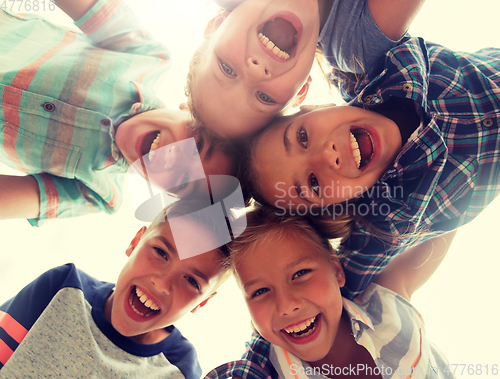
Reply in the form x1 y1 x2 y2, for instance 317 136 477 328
132 293 153 315
142 132 158 156
262 18 297 52
356 133 373 165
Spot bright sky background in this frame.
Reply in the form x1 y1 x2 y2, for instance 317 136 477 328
1 1 499 378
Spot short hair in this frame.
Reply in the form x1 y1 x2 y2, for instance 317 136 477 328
226 203 350 269
149 199 230 264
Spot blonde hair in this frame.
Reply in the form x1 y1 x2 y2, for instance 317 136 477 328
227 203 350 269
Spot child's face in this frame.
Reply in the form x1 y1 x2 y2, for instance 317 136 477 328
194 0 320 138
115 108 235 197
234 230 345 362
253 105 402 208
106 219 225 344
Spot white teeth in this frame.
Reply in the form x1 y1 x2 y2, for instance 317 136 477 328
148 133 160 162
284 316 316 334
135 287 160 311
350 132 361 169
259 33 290 60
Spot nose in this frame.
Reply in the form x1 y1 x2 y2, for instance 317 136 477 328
276 289 302 316
247 56 270 81
163 144 184 170
309 141 340 170
152 272 172 295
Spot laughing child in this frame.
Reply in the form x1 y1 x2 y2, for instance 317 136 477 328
243 34 500 298
0 0 235 225
0 201 232 378
185 0 425 138
207 205 457 379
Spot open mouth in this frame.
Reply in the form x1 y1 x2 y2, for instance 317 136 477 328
258 17 298 60
282 315 318 338
141 132 160 162
350 128 374 169
128 286 161 317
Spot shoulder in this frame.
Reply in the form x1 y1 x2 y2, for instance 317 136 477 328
161 326 201 379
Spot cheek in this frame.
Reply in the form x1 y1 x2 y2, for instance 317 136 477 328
247 302 273 335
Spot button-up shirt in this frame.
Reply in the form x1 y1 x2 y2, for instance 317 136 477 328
204 284 454 379
334 38 500 298
0 0 169 225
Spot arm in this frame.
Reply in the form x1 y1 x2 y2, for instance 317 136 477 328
373 230 457 300
367 0 426 40
0 175 40 220
53 0 98 21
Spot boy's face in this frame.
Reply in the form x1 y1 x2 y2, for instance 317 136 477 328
115 108 235 198
107 219 225 344
253 105 402 209
234 230 345 362
194 0 320 138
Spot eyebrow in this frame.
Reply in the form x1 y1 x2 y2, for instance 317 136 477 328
158 236 177 256
192 268 209 285
285 124 313 204
242 257 313 292
283 123 293 154
158 235 210 284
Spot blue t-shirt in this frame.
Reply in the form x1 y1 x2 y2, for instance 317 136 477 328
0 264 201 379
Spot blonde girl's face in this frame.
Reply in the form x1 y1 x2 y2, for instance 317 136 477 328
234 230 346 362
194 0 321 138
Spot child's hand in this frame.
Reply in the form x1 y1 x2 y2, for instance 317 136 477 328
53 0 98 21
0 175 40 220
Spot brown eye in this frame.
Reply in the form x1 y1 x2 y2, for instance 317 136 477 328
309 174 319 196
297 127 308 148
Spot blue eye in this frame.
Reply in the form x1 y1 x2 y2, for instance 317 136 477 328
297 127 308 148
293 269 310 279
309 174 320 197
257 91 276 104
179 173 190 190
219 59 236 77
252 288 269 298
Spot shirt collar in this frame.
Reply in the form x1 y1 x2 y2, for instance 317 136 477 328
343 295 375 332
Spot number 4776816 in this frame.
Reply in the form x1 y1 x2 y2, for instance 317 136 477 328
1 0 56 12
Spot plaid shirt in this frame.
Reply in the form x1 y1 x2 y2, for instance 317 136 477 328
0 0 169 225
205 285 454 379
205 333 276 379
333 38 500 298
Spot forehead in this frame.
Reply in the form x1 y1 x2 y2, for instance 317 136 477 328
235 228 327 274
150 219 226 274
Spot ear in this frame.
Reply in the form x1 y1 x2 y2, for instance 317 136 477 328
126 226 147 257
330 256 346 288
292 75 312 107
203 11 230 38
190 291 217 313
